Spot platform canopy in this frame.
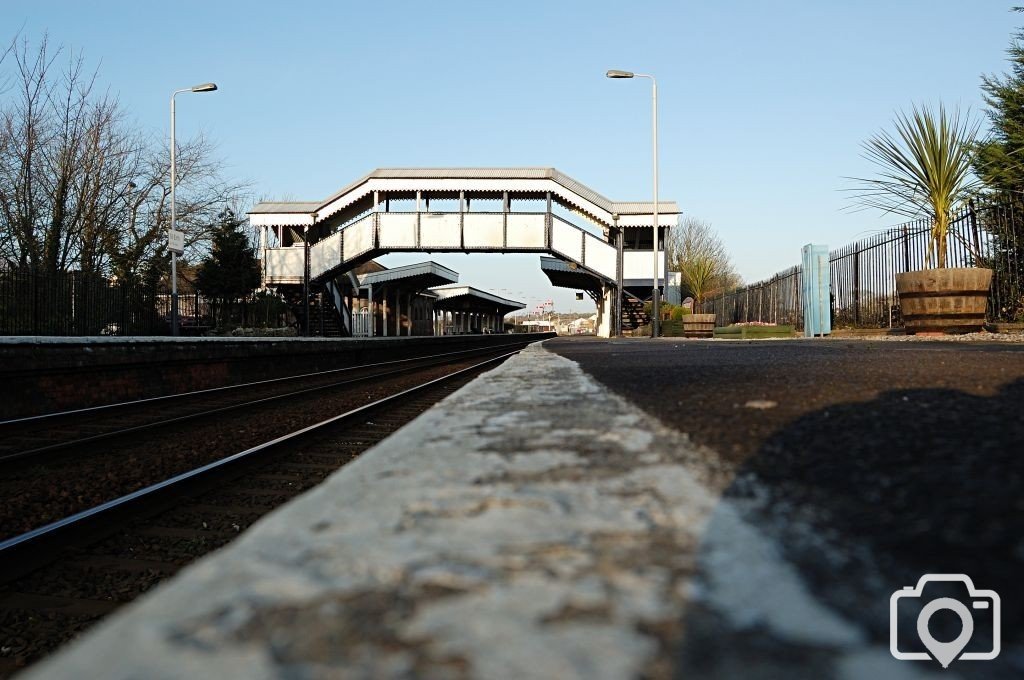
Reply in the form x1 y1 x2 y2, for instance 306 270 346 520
357 261 458 290
539 256 603 296
430 285 525 316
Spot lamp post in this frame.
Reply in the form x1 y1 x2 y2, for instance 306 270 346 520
170 82 217 336
606 69 660 338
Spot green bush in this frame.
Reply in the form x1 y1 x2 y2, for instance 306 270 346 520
670 307 690 320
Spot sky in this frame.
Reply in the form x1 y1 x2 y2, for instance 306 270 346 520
4 0 1020 313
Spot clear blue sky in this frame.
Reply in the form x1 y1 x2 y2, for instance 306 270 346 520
5 1 1019 313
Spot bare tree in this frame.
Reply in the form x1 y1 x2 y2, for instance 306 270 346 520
667 216 740 308
0 34 247 279
110 133 246 282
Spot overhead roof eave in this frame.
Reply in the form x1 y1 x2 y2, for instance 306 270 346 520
249 168 678 228
357 261 459 288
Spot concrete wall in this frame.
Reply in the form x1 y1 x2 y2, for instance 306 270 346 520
0 334 553 420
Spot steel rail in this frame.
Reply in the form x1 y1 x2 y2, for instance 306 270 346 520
0 337 541 428
0 340 535 465
0 349 519 582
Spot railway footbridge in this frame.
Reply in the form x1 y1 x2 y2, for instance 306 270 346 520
250 168 678 337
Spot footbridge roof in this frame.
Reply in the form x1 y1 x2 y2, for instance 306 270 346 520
250 168 678 229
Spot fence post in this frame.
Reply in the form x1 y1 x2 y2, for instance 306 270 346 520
121 283 128 334
968 200 982 260
853 248 861 326
32 270 39 335
902 225 911 272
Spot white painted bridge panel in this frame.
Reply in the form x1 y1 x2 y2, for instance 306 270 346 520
419 213 462 248
584 234 617 280
343 216 375 262
264 247 305 283
552 221 583 263
462 214 505 249
623 250 666 280
378 213 418 248
310 230 342 279
505 214 546 249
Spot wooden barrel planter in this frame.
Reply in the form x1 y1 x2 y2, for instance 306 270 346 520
895 267 993 334
682 313 717 338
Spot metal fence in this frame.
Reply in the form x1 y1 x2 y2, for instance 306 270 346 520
704 265 803 328
0 269 168 336
0 268 292 336
702 200 1024 329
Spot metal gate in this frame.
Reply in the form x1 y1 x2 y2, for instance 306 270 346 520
352 307 372 337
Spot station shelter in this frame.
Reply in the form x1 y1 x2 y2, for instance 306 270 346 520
348 261 457 337
335 260 524 338
431 286 525 335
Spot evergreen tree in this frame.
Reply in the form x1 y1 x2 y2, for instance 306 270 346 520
195 210 260 326
976 11 1024 194
975 13 1024 320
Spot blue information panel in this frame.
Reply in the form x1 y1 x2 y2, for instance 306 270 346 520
801 244 831 337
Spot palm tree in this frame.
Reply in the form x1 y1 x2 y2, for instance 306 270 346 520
849 104 980 268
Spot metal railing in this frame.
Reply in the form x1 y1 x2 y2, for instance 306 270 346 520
266 210 626 287
0 268 292 337
704 265 802 328
702 199 1024 329
0 269 167 336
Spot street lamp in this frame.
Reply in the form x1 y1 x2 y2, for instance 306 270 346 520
606 69 660 338
169 82 218 336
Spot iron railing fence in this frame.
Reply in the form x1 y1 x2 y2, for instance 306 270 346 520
0 269 168 336
704 265 803 328
701 199 1024 329
0 268 291 336
975 199 1024 322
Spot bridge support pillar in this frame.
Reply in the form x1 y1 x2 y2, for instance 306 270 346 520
597 284 615 338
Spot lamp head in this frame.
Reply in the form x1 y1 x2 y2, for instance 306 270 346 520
191 82 218 92
606 70 634 79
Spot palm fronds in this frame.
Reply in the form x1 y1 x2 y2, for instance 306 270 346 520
847 104 980 267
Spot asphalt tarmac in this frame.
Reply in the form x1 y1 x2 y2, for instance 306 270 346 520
548 336 1024 679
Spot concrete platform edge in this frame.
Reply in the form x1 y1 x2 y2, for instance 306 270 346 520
24 341 912 680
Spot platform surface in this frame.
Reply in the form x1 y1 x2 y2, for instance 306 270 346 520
26 337 1024 679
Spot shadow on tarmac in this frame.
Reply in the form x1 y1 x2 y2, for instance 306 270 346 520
677 379 1024 679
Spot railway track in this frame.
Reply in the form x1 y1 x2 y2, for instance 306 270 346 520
0 347 521 677
0 341 534 541
0 339 533 464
